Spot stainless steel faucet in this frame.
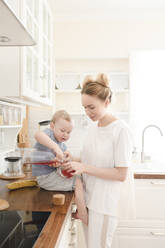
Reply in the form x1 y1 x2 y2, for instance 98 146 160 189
141 125 163 163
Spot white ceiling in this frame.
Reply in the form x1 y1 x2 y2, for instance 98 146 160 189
48 0 165 21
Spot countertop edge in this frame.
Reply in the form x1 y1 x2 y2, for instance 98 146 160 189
33 194 74 248
134 173 165 179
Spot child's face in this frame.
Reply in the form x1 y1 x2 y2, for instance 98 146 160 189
51 118 73 143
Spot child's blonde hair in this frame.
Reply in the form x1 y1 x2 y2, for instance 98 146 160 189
51 110 71 124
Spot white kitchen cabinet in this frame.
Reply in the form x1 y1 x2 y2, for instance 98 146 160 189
0 100 25 173
0 0 54 105
0 100 25 149
135 179 165 220
4 0 20 16
112 227 165 248
56 203 87 248
56 213 78 248
76 220 87 248
111 178 165 248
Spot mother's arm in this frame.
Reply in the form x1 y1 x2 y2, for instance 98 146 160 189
84 164 128 182
63 161 128 182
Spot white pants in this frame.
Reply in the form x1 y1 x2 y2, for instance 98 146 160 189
83 209 118 248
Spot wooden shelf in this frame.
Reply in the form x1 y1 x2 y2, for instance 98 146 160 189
0 148 15 155
55 89 81 93
0 125 22 129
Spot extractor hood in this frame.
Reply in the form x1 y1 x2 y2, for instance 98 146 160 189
0 0 35 46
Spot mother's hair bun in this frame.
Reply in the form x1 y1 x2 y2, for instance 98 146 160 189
82 75 93 88
82 73 110 88
96 73 109 88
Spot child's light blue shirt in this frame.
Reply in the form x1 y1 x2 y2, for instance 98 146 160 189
32 128 67 176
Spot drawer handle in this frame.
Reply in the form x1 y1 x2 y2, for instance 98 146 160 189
68 240 76 246
150 182 165 185
151 232 165 236
69 226 76 232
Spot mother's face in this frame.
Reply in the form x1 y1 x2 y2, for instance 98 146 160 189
81 94 109 121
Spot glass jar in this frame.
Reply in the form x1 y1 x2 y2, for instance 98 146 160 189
3 156 23 177
18 108 22 125
14 108 19 125
0 129 4 146
0 105 3 125
2 106 9 125
8 107 13 125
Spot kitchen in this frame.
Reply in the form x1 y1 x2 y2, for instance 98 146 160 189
0 0 165 247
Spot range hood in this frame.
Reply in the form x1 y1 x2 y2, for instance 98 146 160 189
0 0 35 46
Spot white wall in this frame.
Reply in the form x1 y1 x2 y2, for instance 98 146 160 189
28 105 53 147
54 12 165 59
54 20 128 58
129 50 165 163
55 58 129 73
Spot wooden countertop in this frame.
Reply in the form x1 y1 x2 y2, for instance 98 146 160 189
0 178 74 248
134 173 165 179
0 171 164 247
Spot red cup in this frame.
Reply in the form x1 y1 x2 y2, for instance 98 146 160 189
61 169 75 178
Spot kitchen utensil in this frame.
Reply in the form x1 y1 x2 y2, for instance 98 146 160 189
0 174 25 180
23 148 58 166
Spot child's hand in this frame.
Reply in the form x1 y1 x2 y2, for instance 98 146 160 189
48 159 63 168
63 151 72 162
52 146 64 161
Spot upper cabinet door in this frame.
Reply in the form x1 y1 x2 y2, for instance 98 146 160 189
21 0 54 105
0 0 54 105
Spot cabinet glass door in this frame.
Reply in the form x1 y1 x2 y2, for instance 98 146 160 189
40 0 53 103
22 0 53 104
26 48 33 91
23 1 40 97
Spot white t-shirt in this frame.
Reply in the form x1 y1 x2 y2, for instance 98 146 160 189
81 119 134 217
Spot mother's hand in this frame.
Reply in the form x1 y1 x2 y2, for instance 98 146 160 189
62 161 85 175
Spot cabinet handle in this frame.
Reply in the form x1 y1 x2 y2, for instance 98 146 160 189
150 182 165 185
68 243 76 247
151 232 165 236
40 75 46 79
68 237 76 246
71 203 77 213
69 226 76 232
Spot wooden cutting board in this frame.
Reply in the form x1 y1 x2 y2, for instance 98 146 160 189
0 173 25 180
0 199 9 210
17 105 30 148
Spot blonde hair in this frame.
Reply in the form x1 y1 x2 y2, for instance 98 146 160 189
81 73 112 102
51 110 71 124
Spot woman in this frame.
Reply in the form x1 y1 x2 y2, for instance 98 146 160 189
64 73 134 248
